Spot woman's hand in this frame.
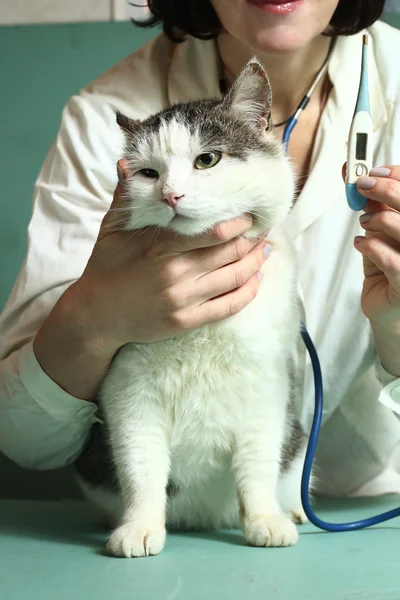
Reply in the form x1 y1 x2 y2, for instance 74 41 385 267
69 160 270 351
350 165 400 331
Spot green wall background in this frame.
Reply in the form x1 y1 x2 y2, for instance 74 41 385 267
0 22 156 311
0 15 399 498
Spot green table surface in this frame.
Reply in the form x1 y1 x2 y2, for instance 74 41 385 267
1 497 400 600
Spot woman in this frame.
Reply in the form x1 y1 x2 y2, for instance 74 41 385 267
0 0 399 497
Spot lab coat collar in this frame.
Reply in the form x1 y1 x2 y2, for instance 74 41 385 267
167 30 388 239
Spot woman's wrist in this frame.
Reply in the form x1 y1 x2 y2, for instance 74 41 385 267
33 284 121 401
57 281 124 354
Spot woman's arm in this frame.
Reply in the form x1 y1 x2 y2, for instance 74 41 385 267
353 165 400 380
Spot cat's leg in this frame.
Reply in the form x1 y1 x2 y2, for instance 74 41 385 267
233 379 299 548
278 450 309 525
105 408 170 558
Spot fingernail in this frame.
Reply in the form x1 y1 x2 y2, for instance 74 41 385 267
264 243 272 258
354 236 364 243
369 167 391 178
360 213 372 223
257 271 264 281
357 177 376 190
117 163 125 184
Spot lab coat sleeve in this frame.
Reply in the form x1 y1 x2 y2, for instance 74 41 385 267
0 342 98 469
0 92 121 469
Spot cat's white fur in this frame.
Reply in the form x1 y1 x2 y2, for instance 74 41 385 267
81 61 307 557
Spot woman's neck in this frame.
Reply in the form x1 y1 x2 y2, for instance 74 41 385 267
217 33 332 124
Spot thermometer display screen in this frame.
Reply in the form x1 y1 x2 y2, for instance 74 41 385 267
356 133 368 160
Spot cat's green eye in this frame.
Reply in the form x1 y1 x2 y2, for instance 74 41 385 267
139 168 159 179
194 152 222 170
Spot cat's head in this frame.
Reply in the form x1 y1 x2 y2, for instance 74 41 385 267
117 59 294 237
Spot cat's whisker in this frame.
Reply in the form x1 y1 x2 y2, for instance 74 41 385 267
147 224 163 247
103 205 165 233
111 229 137 248
102 219 130 232
248 211 272 222
246 212 274 228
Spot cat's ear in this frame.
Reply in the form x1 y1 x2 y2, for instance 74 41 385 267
222 59 272 131
116 112 140 135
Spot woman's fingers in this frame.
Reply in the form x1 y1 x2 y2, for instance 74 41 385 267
356 166 400 212
195 240 270 302
342 163 400 214
191 235 265 277
363 198 395 214
359 210 400 245
193 273 261 327
354 234 400 279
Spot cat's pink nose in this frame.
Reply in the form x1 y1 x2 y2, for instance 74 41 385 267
162 192 184 209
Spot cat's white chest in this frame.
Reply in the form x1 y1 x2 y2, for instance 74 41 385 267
166 337 263 480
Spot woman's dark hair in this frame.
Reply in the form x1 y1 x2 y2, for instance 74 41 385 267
134 0 386 43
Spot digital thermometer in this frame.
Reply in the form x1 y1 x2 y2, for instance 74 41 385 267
345 34 373 211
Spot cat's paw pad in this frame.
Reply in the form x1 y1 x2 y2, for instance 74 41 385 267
106 523 166 558
289 507 308 524
243 514 299 547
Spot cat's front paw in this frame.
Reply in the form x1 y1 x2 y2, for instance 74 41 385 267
106 522 166 558
243 514 299 547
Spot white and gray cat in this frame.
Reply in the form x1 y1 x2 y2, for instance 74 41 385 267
75 59 309 558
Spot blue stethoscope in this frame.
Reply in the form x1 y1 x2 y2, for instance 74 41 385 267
285 37 400 532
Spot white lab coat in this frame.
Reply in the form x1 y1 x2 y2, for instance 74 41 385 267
1 21 400 496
